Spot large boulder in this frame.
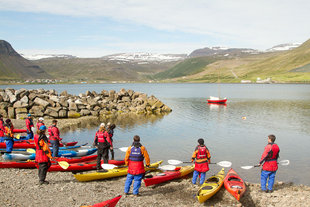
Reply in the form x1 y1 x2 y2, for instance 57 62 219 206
58 109 67 118
67 111 81 118
7 107 15 118
34 97 50 108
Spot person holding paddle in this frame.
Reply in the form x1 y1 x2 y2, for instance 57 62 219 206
259 134 280 193
124 135 150 196
191 138 211 185
48 120 62 157
34 125 53 185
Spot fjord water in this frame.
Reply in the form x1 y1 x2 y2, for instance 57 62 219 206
2 83 310 185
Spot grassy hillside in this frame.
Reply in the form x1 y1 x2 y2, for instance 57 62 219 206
168 39 310 83
153 56 219 80
34 58 179 82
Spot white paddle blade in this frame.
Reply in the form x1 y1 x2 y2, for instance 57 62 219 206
101 163 118 170
217 161 232 168
167 159 183 165
279 160 290 166
117 147 128 152
159 165 177 171
241 166 254 170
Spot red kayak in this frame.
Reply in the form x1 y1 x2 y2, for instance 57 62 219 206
47 160 125 172
12 129 27 133
223 168 246 201
144 166 193 187
82 195 122 207
0 141 78 149
0 155 98 169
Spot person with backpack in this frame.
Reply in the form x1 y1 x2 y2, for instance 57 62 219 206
48 120 62 157
25 113 34 140
191 138 211 185
107 123 116 160
124 135 150 196
93 123 113 171
34 125 53 185
3 119 15 153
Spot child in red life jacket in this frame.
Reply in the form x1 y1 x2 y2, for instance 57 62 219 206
191 138 211 185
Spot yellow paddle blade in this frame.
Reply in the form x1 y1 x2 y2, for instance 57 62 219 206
16 134 21 139
58 161 69 169
26 148 36 154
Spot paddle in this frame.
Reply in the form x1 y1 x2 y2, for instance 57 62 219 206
167 159 232 168
115 147 128 152
101 163 176 171
26 148 69 169
241 160 290 170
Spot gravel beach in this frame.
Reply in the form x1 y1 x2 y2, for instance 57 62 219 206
0 165 309 207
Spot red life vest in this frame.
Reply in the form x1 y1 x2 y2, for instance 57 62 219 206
34 134 51 163
195 145 210 172
0 119 4 137
96 130 108 143
128 146 145 175
261 143 280 172
197 145 208 159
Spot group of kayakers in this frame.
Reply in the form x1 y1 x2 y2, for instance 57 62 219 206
1 114 281 196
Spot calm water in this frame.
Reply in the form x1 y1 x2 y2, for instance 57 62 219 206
1 83 310 185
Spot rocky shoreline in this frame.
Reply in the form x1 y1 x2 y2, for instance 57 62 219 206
0 88 172 120
0 163 309 207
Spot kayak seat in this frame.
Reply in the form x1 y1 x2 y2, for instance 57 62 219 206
231 185 243 189
228 177 241 182
202 186 213 190
206 177 219 183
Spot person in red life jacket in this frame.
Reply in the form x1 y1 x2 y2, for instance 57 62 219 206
107 123 116 160
25 113 34 140
34 125 53 185
36 117 45 131
3 119 15 153
259 134 280 193
0 114 5 142
93 123 113 171
48 120 62 157
191 138 211 185
124 135 150 196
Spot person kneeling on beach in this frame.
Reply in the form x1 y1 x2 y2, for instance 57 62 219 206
191 138 211 185
34 125 53 185
259 134 280 193
124 135 150 196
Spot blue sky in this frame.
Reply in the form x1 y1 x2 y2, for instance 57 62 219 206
0 0 309 57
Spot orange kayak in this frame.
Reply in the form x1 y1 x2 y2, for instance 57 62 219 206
223 168 246 201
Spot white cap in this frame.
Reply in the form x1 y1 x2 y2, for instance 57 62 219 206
39 117 44 121
100 123 105 127
107 122 111 126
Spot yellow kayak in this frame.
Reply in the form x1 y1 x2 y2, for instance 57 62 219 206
196 168 225 203
179 165 195 177
73 160 163 182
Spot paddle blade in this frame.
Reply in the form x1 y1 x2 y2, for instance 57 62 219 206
101 163 118 170
241 166 254 170
167 159 183 165
159 165 177 171
26 148 36 154
117 147 128 152
217 161 232 168
279 160 290 166
58 161 69 169
16 134 21 139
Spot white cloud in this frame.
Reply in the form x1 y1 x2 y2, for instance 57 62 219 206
1 0 309 50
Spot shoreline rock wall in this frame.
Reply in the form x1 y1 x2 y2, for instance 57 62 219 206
0 88 172 119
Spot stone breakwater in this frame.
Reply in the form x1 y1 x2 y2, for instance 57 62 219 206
0 88 172 119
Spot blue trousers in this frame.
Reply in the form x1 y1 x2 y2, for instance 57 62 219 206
192 170 206 185
50 140 60 157
4 138 14 153
124 173 143 195
26 131 33 140
261 170 276 191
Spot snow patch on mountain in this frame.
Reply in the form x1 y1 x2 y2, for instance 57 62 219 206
267 43 301 51
102 52 186 63
21 54 76 60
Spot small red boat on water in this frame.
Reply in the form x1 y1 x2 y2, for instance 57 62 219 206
207 96 227 104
